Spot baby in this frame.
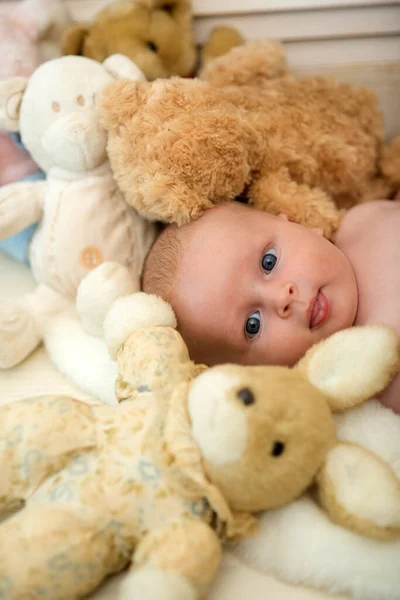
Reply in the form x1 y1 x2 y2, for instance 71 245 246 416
142 198 400 414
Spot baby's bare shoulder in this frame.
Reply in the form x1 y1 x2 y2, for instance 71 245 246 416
336 199 400 414
336 199 400 326
336 199 400 247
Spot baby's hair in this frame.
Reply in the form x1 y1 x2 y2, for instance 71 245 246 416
142 223 186 302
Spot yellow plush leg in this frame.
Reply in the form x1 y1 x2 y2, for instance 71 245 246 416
120 520 222 600
0 395 95 515
0 503 123 600
250 167 342 239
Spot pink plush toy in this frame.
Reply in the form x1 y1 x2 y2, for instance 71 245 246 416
0 134 36 186
0 0 72 186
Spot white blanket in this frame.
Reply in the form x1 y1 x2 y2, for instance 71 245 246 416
2 252 400 600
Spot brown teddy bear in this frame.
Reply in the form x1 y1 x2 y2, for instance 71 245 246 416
61 0 244 81
99 40 400 238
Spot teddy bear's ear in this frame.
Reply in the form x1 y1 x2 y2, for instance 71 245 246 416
103 54 147 82
0 77 28 132
297 325 400 412
61 23 91 56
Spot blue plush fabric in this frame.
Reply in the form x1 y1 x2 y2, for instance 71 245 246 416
0 135 44 265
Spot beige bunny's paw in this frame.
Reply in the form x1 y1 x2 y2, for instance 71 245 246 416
317 442 400 540
0 303 40 368
120 567 197 600
76 261 139 336
104 292 176 359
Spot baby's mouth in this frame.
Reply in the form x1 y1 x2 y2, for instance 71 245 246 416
307 290 330 329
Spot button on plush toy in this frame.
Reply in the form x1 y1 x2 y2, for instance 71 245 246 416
0 292 399 600
0 54 156 370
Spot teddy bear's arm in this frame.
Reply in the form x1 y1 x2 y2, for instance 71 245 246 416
249 167 342 239
317 442 400 540
120 520 222 600
0 179 45 239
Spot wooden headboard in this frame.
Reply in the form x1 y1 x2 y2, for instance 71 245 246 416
1 0 399 137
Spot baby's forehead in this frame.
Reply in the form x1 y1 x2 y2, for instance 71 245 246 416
185 202 267 239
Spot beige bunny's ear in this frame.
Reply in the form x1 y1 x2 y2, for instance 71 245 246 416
103 54 147 82
297 325 400 412
0 77 29 132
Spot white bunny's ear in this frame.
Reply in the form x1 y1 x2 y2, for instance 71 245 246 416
0 77 28 132
297 326 400 412
103 54 147 82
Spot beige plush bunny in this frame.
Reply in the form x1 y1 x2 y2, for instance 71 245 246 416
0 55 156 370
1 293 400 600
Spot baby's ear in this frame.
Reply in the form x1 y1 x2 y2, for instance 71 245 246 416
0 77 28 131
297 325 400 412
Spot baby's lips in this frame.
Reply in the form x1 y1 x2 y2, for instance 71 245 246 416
308 290 330 329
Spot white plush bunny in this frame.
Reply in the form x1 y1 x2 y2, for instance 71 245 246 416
0 54 156 370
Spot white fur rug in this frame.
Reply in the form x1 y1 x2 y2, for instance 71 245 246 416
2 252 400 600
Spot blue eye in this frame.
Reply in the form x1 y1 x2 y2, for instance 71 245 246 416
262 248 277 273
245 311 261 338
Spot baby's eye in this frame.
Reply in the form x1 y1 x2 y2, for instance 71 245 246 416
245 311 261 339
261 248 277 273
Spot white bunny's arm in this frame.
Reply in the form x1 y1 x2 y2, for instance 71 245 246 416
0 179 45 239
120 521 221 600
104 292 176 359
317 442 400 540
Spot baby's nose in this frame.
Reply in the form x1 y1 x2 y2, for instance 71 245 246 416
275 282 297 318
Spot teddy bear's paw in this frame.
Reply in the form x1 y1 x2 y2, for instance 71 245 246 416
318 442 400 540
104 292 176 358
380 136 400 187
76 261 139 336
119 566 197 600
0 303 40 368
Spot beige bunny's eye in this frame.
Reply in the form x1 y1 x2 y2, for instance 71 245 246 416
237 387 255 406
271 441 285 457
147 41 158 53
77 95 85 107
52 101 60 113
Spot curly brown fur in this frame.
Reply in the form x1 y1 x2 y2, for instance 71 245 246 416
100 40 395 238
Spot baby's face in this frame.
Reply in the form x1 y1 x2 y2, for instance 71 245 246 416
171 203 358 367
